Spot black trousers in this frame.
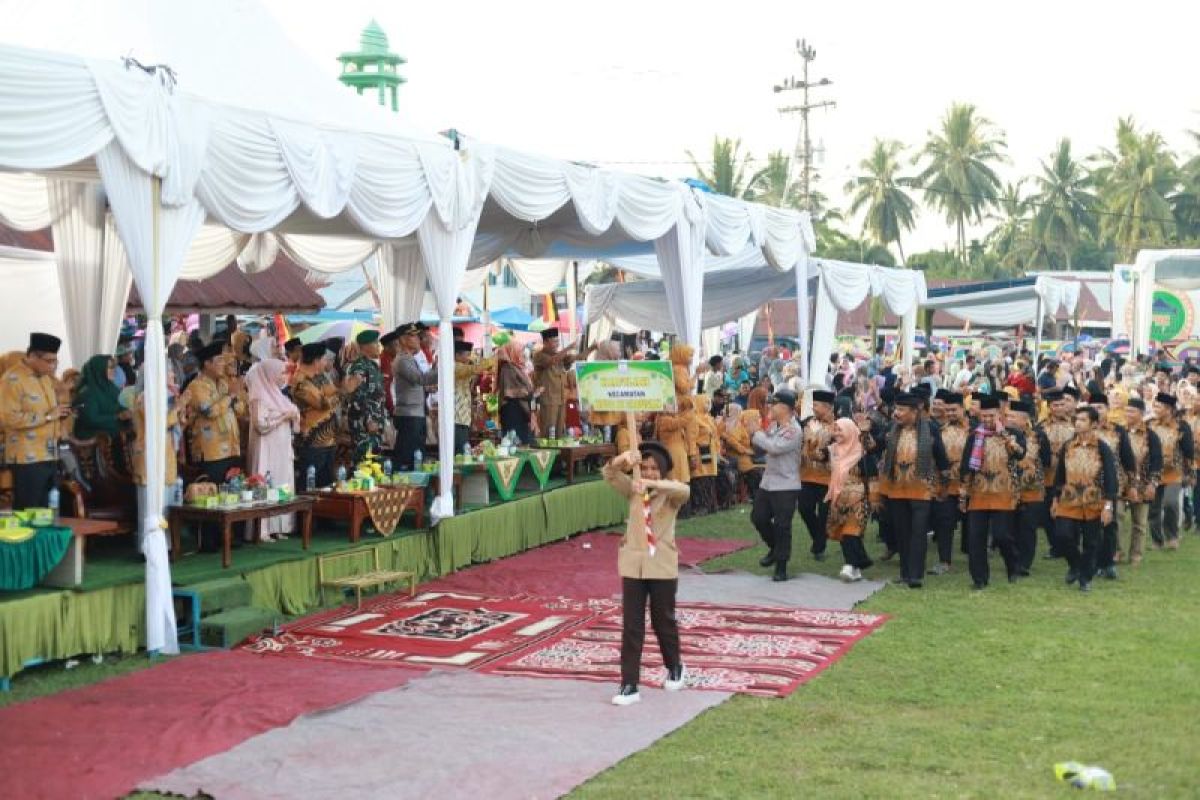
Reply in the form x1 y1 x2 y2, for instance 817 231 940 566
1016 501 1043 572
1039 499 1061 556
741 469 762 501
10 461 57 511
620 577 681 687
966 509 1018 586
877 507 896 554
393 415 427 471
1097 517 1119 569
1056 517 1102 584
197 457 241 550
931 498 961 565
296 445 335 489
500 399 534 446
839 535 873 570
751 488 798 564
796 482 829 556
453 423 470 455
887 498 931 585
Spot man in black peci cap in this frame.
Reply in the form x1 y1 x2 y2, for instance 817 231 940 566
1148 391 1193 551
796 389 838 563
532 327 576 438
392 322 437 470
1 333 67 509
1038 388 1075 559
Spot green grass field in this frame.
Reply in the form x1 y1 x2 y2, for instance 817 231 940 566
573 508 1200 798
5 507 1198 798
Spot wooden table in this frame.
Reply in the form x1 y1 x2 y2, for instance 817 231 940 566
553 443 617 483
168 497 315 568
42 516 122 588
304 486 425 542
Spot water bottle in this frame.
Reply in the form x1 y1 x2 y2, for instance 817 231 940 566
265 471 274 489
173 477 184 506
336 464 347 484
549 426 556 440
414 449 423 471
463 442 472 458
305 465 317 491
48 486 60 518
382 458 393 478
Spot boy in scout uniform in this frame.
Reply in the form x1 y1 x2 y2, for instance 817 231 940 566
1 333 69 509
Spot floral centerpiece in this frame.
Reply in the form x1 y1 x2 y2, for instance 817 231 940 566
354 449 385 489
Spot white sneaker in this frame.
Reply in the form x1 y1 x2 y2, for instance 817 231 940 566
850 567 863 582
839 564 855 583
664 664 687 691
611 685 641 706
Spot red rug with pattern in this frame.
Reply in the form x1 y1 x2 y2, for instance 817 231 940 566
478 602 887 698
243 591 617 669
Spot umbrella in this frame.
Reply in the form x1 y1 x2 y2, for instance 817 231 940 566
296 320 377 344
1104 339 1130 354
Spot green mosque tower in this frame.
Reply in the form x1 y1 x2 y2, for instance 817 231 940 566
337 20 405 112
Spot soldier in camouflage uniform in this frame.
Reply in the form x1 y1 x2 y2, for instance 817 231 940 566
346 329 388 462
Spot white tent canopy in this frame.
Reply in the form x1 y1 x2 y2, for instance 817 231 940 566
0 0 811 656
922 275 1081 327
1125 249 1200 355
807 259 927 383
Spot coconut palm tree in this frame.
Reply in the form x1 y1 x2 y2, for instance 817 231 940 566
744 150 802 209
1171 128 1200 242
844 139 919 264
985 180 1032 271
913 103 1008 264
687 136 754 198
1030 139 1098 270
1091 117 1178 261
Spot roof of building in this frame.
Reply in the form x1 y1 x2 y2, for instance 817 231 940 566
129 255 325 315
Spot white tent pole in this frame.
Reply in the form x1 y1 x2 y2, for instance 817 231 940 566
482 261 493 357
1034 294 1044 366
796 255 809 382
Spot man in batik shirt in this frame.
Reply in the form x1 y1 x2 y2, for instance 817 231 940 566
931 390 969 575
796 389 838 562
345 330 388 462
1038 388 1077 558
1051 405 1118 593
1122 398 1162 565
1148 392 1194 550
1008 399 1051 575
1090 394 1134 579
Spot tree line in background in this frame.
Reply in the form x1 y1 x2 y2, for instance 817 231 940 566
688 103 1200 280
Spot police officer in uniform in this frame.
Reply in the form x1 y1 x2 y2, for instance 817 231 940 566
749 389 803 582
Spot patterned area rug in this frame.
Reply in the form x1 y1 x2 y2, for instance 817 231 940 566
479 601 887 698
242 591 616 669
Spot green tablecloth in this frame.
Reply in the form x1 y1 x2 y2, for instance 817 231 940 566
0 526 72 591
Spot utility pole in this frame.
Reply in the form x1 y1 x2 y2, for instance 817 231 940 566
775 39 835 212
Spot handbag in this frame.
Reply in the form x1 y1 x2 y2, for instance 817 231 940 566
183 479 218 503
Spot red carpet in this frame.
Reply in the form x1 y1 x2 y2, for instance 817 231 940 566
244 590 616 669
0 650 425 800
480 603 887 698
426 532 752 599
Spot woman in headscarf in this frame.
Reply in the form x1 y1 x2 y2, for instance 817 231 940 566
689 394 721 514
825 417 878 582
245 358 301 541
74 355 128 440
496 340 538 444
723 407 762 500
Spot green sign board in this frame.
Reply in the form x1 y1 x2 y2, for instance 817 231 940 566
574 360 677 413
1150 290 1190 342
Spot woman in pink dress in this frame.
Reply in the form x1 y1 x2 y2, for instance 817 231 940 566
246 358 300 542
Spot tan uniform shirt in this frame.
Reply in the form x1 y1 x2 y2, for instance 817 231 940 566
1 362 61 465
532 348 572 403
603 459 689 579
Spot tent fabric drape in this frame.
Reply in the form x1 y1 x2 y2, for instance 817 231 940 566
95 140 204 656
48 180 131 361
0 172 52 230
807 260 927 383
377 244 427 331
506 258 569 295
922 276 1080 327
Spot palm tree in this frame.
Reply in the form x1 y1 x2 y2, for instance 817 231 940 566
985 180 1032 271
744 150 802 209
913 103 1008 264
1030 139 1097 270
687 136 754 198
1171 128 1200 242
844 139 919 264
1091 117 1178 261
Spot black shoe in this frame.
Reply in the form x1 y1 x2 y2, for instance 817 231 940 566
1017 568 1031 577
1008 574 1020 584
890 577 909 585
1079 582 1092 593
1102 566 1118 580
908 581 923 589
758 550 776 568
1065 570 1078 585
772 561 789 582
811 551 827 562
972 582 987 591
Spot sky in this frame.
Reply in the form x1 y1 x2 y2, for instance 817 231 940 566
259 0 1200 254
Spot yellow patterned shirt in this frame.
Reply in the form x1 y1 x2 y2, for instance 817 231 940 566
182 375 243 462
1 362 61 465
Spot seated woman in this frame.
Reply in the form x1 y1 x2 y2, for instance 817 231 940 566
602 442 690 706
74 355 128 440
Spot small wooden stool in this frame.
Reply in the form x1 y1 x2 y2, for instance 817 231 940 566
317 548 415 609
